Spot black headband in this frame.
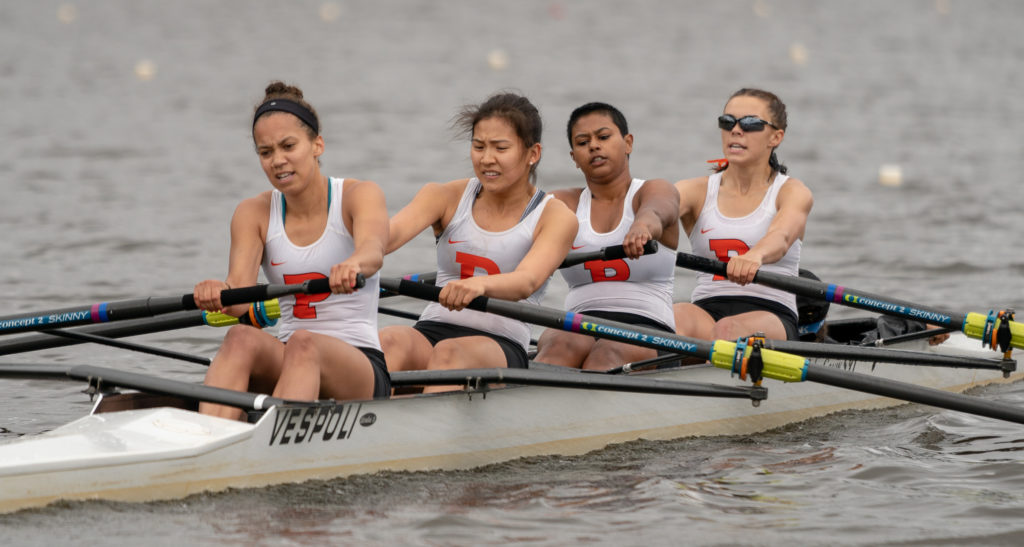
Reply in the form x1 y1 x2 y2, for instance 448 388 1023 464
253 99 319 135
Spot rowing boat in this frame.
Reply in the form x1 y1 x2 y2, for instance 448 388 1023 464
0 323 1017 514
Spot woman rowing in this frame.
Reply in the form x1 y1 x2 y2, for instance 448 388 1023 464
193 81 390 420
379 92 577 391
534 102 679 370
673 88 812 341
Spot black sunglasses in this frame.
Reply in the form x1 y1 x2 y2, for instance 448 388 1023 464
718 114 778 132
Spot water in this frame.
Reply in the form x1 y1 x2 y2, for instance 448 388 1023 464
2 0 1024 544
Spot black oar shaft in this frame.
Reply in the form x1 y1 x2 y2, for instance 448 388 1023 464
380 277 715 359
0 364 288 411
0 304 274 356
676 252 967 328
42 329 211 365
0 276 359 336
390 367 764 399
764 339 1010 371
560 241 659 269
676 252 1024 350
805 364 1024 424
381 277 1024 426
0 311 212 355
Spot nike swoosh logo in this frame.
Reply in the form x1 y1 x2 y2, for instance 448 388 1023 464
448 238 467 244
571 244 585 250
700 228 713 234
270 260 286 266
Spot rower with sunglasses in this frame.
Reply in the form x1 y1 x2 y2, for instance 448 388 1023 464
673 88 814 342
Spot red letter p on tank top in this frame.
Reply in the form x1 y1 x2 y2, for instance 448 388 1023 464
708 239 750 281
455 251 501 279
283 272 330 319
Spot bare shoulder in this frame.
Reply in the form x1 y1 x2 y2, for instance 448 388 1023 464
341 177 385 198
640 178 679 198
234 191 272 219
541 194 577 222
549 187 584 210
417 178 471 201
675 176 710 210
675 176 709 194
778 176 813 207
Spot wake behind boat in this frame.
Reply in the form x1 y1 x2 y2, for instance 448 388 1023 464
0 323 1018 514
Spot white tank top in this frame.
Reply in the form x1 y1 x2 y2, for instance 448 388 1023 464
418 178 553 349
688 171 800 314
560 178 676 328
262 177 381 350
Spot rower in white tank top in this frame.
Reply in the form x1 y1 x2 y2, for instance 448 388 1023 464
560 178 676 329
688 171 800 315
418 178 552 349
263 176 382 350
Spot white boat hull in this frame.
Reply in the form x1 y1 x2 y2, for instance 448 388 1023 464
0 333 1018 513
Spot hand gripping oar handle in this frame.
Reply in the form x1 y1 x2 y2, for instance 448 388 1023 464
183 273 366 309
675 252 1024 350
381 276 1024 426
0 274 363 336
560 240 659 269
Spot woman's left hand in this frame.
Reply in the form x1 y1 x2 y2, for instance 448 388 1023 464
439 277 487 311
726 253 762 286
328 260 363 294
622 226 653 259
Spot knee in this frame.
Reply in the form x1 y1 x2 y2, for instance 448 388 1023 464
711 317 746 340
221 324 260 350
284 329 320 355
535 330 589 367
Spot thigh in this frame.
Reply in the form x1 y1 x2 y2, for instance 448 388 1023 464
304 334 380 401
712 311 788 340
213 326 287 394
428 335 509 370
378 325 434 373
534 328 596 368
582 339 658 371
673 302 716 339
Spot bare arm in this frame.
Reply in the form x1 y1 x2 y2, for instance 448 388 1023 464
193 194 269 314
623 178 680 258
728 178 814 285
386 180 468 254
438 199 579 309
333 179 388 293
675 176 709 236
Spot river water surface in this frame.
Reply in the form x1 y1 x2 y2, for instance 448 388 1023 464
2 1 1024 545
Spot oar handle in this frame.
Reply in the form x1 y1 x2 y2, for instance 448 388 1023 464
383 277 489 313
560 240 659 269
183 273 367 309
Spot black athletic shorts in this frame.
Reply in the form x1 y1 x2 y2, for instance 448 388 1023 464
412 320 529 369
358 347 392 399
693 296 800 340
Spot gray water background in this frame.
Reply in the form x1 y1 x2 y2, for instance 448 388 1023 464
1 1 1024 545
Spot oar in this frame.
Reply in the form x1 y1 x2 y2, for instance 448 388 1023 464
42 330 212 365
860 327 956 348
0 302 279 356
0 276 359 336
390 367 765 400
675 252 1024 351
559 241 659 269
0 363 289 411
379 276 1024 425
